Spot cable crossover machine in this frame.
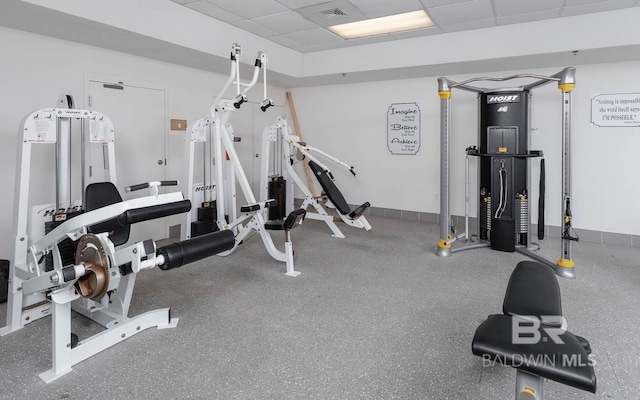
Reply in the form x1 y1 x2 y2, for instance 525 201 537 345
182 43 306 276
435 67 579 279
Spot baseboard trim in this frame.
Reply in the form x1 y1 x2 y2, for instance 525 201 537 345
294 198 639 248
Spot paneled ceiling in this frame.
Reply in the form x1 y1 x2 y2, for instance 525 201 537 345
172 0 640 52
2 0 640 87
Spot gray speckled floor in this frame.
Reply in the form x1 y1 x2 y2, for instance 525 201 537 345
0 215 638 399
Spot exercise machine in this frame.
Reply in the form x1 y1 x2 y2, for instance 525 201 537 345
435 68 578 279
182 44 305 276
472 261 596 398
1 101 235 382
261 115 371 238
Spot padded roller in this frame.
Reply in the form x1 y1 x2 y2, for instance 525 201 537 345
240 200 277 213
118 200 191 226
348 202 370 219
156 229 235 270
283 209 306 230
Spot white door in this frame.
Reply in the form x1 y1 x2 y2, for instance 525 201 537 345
88 80 168 244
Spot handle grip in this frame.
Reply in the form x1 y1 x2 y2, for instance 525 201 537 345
125 180 179 193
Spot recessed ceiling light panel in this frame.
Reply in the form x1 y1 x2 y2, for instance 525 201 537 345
328 10 433 39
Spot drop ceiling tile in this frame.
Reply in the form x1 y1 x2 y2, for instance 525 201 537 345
185 1 243 23
252 11 318 34
421 0 476 8
497 9 560 25
427 0 495 26
564 0 615 5
390 26 442 39
233 20 280 37
276 0 330 9
285 28 343 45
494 0 564 16
348 0 425 18
311 41 354 51
347 34 396 45
562 0 638 16
295 0 367 27
438 17 495 33
268 34 314 52
203 0 288 19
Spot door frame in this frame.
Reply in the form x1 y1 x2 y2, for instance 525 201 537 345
83 71 171 239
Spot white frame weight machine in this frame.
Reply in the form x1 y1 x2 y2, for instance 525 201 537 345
1 106 190 382
182 44 303 276
435 67 578 279
260 115 372 238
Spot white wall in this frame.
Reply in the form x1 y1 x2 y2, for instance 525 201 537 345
2 25 639 266
289 62 640 236
0 26 287 258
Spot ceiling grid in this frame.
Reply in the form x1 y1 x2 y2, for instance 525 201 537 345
173 0 640 52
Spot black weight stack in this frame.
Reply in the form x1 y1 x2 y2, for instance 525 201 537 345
191 201 219 237
268 176 287 221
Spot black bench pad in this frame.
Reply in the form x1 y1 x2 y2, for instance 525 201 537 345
118 200 191 226
308 160 369 219
308 160 351 216
472 314 596 393
503 261 563 327
265 209 306 231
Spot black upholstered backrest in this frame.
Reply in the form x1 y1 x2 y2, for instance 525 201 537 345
308 160 351 216
503 261 563 326
85 182 130 246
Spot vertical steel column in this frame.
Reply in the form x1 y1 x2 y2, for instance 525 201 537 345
55 115 71 212
556 68 576 279
80 120 86 207
436 78 452 256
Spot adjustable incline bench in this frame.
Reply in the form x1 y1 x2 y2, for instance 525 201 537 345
472 261 596 399
308 160 371 222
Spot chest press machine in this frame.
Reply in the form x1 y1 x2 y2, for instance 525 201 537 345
182 44 305 277
435 67 579 279
260 115 371 239
1 101 234 383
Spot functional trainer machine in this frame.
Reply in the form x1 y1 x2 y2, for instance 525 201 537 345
260 115 371 238
1 102 234 382
182 44 305 276
435 67 579 279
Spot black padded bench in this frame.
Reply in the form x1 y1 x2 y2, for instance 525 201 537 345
264 208 307 232
308 160 370 219
85 182 191 246
472 261 596 398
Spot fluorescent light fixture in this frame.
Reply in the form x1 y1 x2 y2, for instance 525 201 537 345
328 10 433 39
